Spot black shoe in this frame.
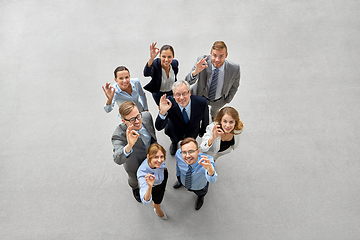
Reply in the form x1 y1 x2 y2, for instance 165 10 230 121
170 142 177 155
195 196 204 210
132 188 141 203
173 180 182 189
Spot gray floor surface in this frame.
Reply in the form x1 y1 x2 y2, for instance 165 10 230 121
1 0 360 239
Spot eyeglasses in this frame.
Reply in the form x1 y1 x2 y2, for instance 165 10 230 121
124 113 142 124
174 90 189 98
181 149 198 155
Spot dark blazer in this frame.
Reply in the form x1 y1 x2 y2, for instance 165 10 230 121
155 95 209 143
143 58 179 93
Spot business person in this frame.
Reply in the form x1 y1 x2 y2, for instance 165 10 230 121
185 41 240 118
199 107 244 161
111 101 156 202
137 143 168 220
143 42 179 105
102 66 148 116
173 137 217 210
155 80 209 155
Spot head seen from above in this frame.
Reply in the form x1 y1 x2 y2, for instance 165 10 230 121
120 101 142 130
172 80 191 108
160 45 174 70
147 143 166 169
114 66 131 91
214 107 243 134
180 137 200 165
210 41 228 69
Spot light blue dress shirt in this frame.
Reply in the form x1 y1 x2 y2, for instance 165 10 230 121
175 149 217 190
137 159 166 204
104 78 148 116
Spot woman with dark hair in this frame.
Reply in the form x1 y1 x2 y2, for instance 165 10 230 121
143 42 179 105
102 66 148 117
137 143 168 219
199 107 244 161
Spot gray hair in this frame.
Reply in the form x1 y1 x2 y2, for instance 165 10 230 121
172 80 190 92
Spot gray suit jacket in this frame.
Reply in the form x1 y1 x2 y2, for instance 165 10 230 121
111 111 157 165
185 55 240 103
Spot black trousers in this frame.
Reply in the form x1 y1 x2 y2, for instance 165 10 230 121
152 169 168 204
177 176 209 197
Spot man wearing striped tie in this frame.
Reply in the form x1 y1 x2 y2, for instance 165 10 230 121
173 137 217 210
185 41 240 119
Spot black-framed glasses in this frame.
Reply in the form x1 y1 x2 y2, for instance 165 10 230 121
181 148 198 155
174 90 189 98
124 113 142 124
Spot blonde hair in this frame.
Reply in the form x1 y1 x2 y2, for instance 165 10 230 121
213 107 243 134
211 41 227 53
119 101 136 119
147 143 166 165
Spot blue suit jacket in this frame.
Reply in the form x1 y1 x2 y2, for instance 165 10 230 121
155 95 209 143
143 58 179 93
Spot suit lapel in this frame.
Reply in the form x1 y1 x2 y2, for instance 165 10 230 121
222 61 229 95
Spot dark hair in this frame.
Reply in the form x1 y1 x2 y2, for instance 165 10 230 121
180 137 198 148
114 66 130 78
213 107 243 134
160 45 174 56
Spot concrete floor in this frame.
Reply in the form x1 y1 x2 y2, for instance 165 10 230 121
1 0 360 239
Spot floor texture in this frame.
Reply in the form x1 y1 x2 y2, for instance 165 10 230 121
1 1 360 239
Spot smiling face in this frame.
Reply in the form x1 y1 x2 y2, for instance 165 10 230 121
173 83 191 108
220 114 235 133
210 48 228 69
181 141 199 165
114 70 131 91
160 49 174 69
121 106 142 131
148 150 165 169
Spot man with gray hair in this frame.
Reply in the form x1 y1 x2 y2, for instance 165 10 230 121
155 80 209 155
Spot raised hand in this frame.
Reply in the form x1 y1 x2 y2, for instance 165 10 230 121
150 42 160 60
102 82 115 100
192 57 208 76
212 124 224 140
126 125 139 148
159 94 172 116
145 174 155 187
198 155 215 176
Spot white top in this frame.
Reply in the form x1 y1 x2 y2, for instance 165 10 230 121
160 66 175 92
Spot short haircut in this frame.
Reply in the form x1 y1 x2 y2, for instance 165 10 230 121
214 106 244 133
114 66 130 78
172 80 190 93
180 137 198 149
211 41 227 53
147 143 166 165
160 44 174 56
119 101 137 119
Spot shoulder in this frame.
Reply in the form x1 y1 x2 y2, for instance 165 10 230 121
191 95 207 104
130 78 140 83
225 60 240 70
142 111 153 120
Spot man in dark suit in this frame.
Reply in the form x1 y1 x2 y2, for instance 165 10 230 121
112 101 157 202
155 80 209 155
185 41 240 118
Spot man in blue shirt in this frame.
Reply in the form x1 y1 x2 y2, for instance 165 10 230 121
173 137 217 210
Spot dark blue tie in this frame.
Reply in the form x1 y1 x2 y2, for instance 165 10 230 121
185 165 192 189
182 108 189 124
208 68 219 101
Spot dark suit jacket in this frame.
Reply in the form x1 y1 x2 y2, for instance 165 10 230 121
185 55 240 103
112 111 157 165
143 58 179 93
155 95 209 143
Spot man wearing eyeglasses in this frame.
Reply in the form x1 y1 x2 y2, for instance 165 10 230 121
111 101 157 202
173 137 217 210
155 80 209 155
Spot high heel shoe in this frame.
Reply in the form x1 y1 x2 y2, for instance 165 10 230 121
154 208 168 220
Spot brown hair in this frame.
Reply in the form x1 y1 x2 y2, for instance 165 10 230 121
119 101 136 119
147 143 166 164
211 41 227 53
213 107 243 134
180 137 198 149
114 66 130 78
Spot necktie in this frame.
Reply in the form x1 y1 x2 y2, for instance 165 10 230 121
208 68 219 101
185 165 192 189
182 108 189 124
139 132 149 149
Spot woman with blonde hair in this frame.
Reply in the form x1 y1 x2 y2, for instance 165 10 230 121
200 107 243 161
137 143 168 219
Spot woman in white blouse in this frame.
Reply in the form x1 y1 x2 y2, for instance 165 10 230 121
200 107 244 161
137 143 168 220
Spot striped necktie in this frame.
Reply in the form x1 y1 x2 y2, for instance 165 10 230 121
208 68 219 101
184 165 192 189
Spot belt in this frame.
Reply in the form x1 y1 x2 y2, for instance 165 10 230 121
204 96 223 102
